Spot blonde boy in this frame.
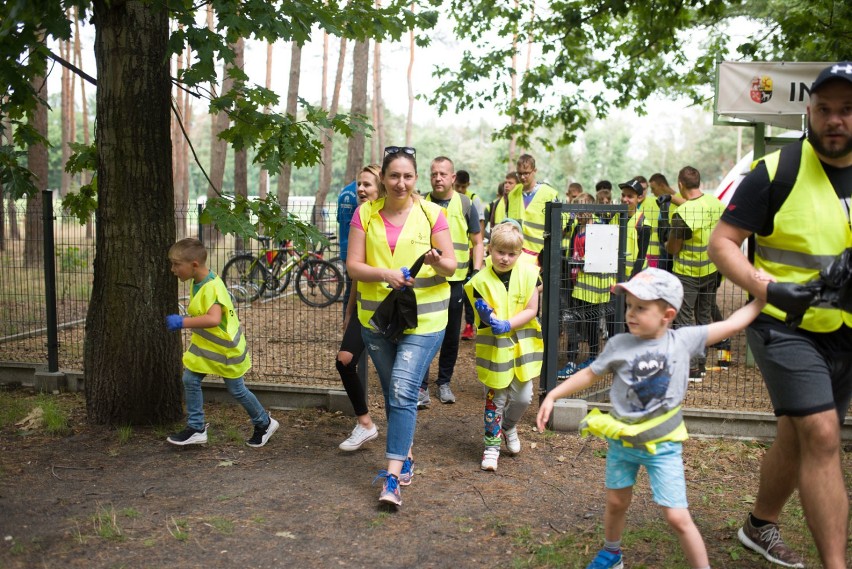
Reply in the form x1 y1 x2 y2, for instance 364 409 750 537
538 268 765 569
464 220 543 471
165 238 278 447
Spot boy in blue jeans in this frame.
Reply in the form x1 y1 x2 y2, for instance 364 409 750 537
538 268 765 569
165 238 278 448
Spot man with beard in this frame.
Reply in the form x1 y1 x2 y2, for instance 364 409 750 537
708 61 852 569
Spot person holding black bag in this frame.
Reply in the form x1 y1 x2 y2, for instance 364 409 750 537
346 146 456 507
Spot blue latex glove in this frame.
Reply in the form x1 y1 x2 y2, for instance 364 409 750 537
490 316 511 335
474 298 493 323
399 267 411 290
165 314 184 332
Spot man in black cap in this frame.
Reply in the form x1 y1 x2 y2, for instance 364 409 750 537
709 61 852 569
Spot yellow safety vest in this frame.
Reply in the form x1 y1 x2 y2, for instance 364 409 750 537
426 192 471 281
579 406 688 455
572 221 615 304
463 259 543 388
755 141 852 332
183 275 251 379
625 210 651 278
494 182 559 265
641 196 663 259
672 193 724 277
356 198 451 335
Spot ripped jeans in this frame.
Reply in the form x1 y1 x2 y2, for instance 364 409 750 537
362 328 444 461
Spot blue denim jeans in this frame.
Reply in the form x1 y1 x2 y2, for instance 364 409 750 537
182 369 270 431
362 328 445 461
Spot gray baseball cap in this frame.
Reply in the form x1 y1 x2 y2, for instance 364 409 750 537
613 268 683 311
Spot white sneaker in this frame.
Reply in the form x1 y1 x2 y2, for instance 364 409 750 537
338 423 378 451
503 427 521 454
481 447 500 471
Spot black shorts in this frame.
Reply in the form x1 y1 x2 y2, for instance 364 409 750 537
746 314 852 421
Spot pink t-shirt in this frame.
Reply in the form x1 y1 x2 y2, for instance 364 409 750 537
350 203 449 253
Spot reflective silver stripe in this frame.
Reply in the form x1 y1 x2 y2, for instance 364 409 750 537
524 220 545 231
194 326 244 350
525 233 545 246
681 243 707 253
514 351 543 367
417 297 450 315
358 293 382 312
620 409 684 446
514 328 540 341
476 357 515 373
475 334 516 349
414 275 447 287
756 244 835 271
188 343 249 367
677 257 713 268
456 259 470 271
574 280 611 294
453 241 468 251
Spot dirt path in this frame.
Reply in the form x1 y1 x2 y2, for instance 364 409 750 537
1 345 849 568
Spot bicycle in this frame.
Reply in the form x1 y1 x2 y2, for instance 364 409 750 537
221 236 344 307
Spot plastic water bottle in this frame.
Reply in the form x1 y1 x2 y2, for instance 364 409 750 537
716 338 732 370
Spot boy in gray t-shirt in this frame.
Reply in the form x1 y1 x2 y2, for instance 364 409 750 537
538 268 765 569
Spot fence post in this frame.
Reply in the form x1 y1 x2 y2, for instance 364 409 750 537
540 200 563 398
42 190 59 373
197 203 204 244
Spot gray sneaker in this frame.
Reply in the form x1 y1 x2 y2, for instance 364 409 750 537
737 515 804 568
417 387 431 409
438 384 456 404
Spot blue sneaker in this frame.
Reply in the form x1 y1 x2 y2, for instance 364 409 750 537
585 549 623 569
557 362 578 379
373 471 402 506
399 457 414 486
578 357 596 370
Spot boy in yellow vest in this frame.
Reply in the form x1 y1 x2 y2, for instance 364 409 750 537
165 238 278 448
537 267 765 569
464 220 543 471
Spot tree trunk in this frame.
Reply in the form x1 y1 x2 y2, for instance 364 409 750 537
277 41 302 211
75 6 94 240
60 31 72 198
86 0 183 425
508 0 520 162
372 0 384 163
405 16 414 147
0 113 9 250
345 39 369 185
202 5 227 244
172 42 188 238
258 42 272 199
24 60 47 268
318 38 346 207
233 38 247 252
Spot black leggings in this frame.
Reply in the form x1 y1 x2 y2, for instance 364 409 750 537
337 316 368 417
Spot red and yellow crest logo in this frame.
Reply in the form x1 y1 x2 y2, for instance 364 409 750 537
749 75 773 104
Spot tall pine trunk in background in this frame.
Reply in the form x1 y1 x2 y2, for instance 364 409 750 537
371 0 384 163
233 38 247 252
405 11 414 147
74 6 94 240
318 37 346 202
345 40 368 185
86 0 183 425
24 58 46 268
277 41 302 212
258 42 273 199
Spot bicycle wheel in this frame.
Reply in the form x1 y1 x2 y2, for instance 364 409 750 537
221 254 265 303
329 255 347 281
295 259 343 308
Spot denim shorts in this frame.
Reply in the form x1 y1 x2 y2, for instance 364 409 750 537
604 438 688 509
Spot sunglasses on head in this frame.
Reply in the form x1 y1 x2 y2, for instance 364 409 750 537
384 146 416 158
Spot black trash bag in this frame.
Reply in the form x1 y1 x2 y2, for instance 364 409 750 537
783 248 852 329
368 251 431 344
816 247 852 312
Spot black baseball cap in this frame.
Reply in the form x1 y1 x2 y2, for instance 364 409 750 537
618 179 643 195
811 61 852 94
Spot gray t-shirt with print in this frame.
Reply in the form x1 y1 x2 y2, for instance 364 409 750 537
589 326 707 422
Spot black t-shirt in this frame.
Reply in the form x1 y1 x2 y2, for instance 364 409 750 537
721 157 852 236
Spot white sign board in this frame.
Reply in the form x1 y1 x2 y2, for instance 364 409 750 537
584 224 619 273
716 61 827 129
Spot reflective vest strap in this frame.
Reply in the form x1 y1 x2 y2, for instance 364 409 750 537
194 326 244 350
620 408 684 446
188 343 249 367
755 244 836 271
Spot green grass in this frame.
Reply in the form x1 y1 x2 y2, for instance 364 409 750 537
91 503 123 541
0 391 30 428
168 518 189 541
368 511 391 528
116 425 133 445
207 516 234 535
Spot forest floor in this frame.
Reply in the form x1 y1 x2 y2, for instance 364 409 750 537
1 338 850 569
